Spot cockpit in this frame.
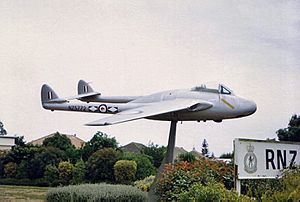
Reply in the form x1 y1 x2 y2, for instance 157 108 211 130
191 83 234 95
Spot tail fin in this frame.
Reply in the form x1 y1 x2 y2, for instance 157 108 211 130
41 84 66 104
78 80 96 95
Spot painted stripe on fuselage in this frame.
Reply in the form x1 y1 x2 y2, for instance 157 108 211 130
221 98 235 109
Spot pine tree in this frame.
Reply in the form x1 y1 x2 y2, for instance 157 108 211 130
0 121 7 135
201 139 209 157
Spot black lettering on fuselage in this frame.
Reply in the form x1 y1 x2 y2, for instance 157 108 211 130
266 149 276 170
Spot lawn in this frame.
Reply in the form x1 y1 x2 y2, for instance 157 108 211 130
0 185 49 201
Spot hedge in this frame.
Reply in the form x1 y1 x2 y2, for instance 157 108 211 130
0 178 49 187
46 183 148 202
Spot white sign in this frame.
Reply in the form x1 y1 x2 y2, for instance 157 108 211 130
234 138 300 179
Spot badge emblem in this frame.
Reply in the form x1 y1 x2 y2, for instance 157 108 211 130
244 144 257 174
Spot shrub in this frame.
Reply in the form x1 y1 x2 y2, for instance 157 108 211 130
262 166 300 201
178 152 196 163
46 183 148 201
72 159 85 184
4 162 17 178
134 175 155 192
178 181 251 201
114 160 137 185
44 164 59 185
155 158 234 201
122 152 156 180
58 161 74 185
86 148 121 183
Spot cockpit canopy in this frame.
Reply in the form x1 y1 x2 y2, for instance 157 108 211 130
191 83 234 95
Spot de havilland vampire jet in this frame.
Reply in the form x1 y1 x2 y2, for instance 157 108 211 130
41 80 257 126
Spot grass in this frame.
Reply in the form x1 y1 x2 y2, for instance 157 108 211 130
0 185 49 202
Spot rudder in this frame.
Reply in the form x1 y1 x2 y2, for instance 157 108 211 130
41 84 59 104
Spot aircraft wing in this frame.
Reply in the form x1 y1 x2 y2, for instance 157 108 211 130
86 99 212 126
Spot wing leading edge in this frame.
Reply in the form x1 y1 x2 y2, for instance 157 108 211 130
86 99 213 126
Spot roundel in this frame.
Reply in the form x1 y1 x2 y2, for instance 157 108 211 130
99 104 107 113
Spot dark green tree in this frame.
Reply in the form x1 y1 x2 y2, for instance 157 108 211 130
15 136 26 146
219 152 233 159
142 143 166 168
81 131 118 161
42 132 79 162
201 139 209 157
0 121 7 135
122 152 156 180
277 114 300 142
86 148 121 183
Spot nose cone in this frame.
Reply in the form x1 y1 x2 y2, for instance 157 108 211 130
247 100 257 115
239 98 257 116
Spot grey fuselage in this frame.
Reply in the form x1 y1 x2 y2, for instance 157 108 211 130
43 88 257 123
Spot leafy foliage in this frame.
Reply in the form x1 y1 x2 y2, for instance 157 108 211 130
4 162 17 178
58 161 74 185
134 175 155 192
277 114 300 142
46 183 148 202
142 143 166 168
81 131 118 161
178 152 196 163
262 166 300 201
122 152 156 180
86 148 121 183
155 157 234 201
178 181 251 201
114 160 137 185
44 164 59 185
72 159 86 185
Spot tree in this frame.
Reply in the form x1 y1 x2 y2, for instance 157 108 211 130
201 139 209 157
277 114 300 142
43 132 75 151
0 121 7 135
219 152 233 159
81 131 118 161
142 143 166 168
43 132 79 162
86 148 121 183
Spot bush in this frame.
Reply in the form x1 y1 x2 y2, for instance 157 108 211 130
262 166 300 201
178 152 196 163
46 183 148 201
4 162 17 178
44 164 59 185
134 175 155 192
122 152 156 180
58 161 73 185
72 159 85 184
178 181 251 201
155 158 234 201
114 160 137 185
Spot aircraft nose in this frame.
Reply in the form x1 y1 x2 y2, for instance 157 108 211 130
244 100 257 115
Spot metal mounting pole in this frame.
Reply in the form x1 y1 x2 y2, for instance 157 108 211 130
148 121 178 201
165 120 178 164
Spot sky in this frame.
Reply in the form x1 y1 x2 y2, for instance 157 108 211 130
1 0 299 156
